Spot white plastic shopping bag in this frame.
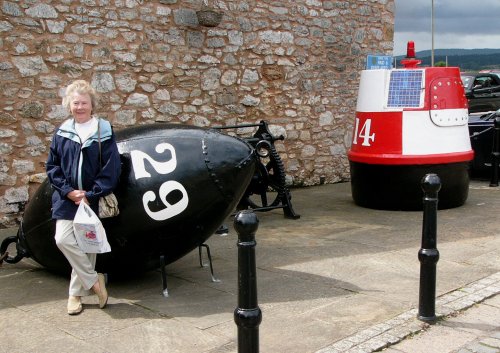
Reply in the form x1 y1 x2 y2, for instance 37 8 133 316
73 202 111 253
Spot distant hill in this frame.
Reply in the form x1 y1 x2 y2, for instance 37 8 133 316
395 49 500 71
416 49 500 57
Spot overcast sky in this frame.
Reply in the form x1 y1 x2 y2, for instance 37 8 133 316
394 0 500 55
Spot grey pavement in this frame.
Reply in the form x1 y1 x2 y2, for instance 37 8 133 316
381 294 500 353
0 180 499 353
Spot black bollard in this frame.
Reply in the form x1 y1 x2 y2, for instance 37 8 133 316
417 173 441 323
490 117 500 187
233 210 262 353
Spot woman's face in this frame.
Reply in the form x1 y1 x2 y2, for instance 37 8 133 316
70 93 93 123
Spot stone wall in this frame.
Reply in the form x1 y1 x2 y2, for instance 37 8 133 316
0 0 394 227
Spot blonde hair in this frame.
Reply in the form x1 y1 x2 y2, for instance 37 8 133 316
62 80 98 112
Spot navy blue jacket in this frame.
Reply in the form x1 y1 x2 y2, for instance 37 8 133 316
46 118 121 220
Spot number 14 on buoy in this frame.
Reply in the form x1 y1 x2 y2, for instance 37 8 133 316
352 117 375 146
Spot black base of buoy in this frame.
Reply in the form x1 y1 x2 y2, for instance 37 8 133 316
349 161 470 210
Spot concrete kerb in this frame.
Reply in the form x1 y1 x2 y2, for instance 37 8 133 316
315 271 500 353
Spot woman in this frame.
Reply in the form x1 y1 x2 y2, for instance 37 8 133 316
46 80 121 315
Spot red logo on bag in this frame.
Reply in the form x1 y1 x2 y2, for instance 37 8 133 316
85 231 97 240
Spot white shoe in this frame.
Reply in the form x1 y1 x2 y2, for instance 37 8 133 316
67 296 82 315
95 273 108 309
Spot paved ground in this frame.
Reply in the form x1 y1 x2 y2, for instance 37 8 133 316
381 294 500 353
0 180 499 353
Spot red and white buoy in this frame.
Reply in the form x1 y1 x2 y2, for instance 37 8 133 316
348 41 473 210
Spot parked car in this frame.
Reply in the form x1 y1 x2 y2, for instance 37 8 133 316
468 109 500 175
479 69 500 79
461 72 500 113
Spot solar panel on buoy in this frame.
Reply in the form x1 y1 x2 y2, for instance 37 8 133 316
387 70 424 108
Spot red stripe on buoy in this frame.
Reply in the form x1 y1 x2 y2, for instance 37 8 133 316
347 150 474 165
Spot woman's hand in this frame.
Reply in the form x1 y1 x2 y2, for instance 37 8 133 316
67 190 88 205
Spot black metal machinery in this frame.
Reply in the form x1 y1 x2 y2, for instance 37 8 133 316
214 120 300 220
468 110 500 180
489 116 500 186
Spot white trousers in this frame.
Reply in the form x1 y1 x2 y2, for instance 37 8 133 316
55 219 98 297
